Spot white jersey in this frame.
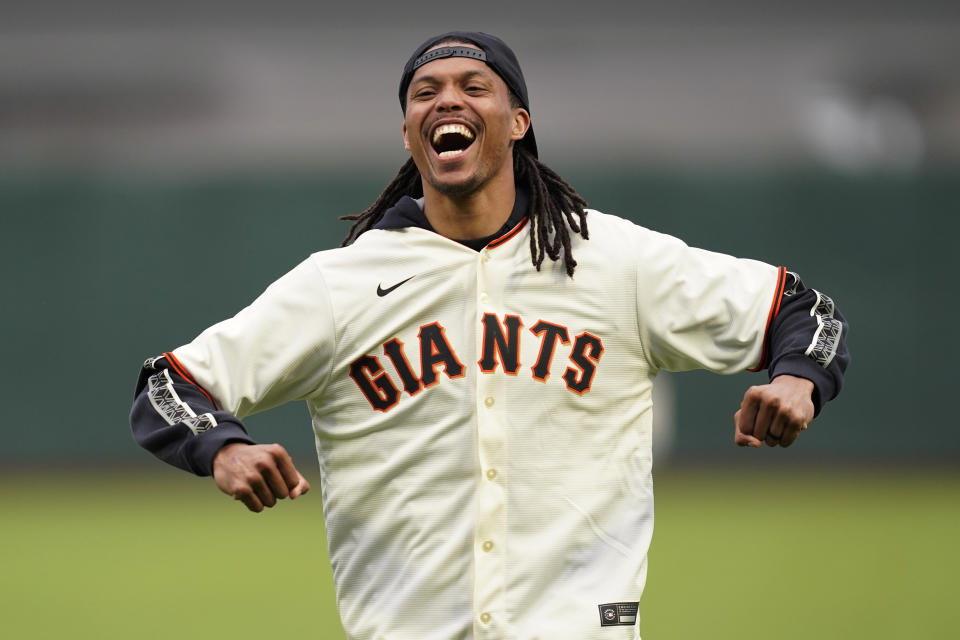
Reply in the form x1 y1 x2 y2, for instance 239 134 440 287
173 209 781 640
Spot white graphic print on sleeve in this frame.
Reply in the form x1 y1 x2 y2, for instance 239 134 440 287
805 290 842 368
147 369 218 435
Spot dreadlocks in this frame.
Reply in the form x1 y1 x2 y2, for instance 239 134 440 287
340 146 589 277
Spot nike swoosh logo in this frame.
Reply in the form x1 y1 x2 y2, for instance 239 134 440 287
377 276 414 297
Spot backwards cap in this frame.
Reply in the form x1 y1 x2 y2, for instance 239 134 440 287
398 31 538 158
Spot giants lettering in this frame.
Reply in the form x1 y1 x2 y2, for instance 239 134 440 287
562 332 605 394
383 338 422 395
418 322 466 386
349 315 605 410
530 320 569 382
349 355 400 412
478 313 523 374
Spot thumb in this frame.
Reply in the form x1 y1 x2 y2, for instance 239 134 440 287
734 428 763 448
734 409 763 448
290 473 311 499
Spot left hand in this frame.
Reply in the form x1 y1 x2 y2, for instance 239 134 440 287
734 375 815 448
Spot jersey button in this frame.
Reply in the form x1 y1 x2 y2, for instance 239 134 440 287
479 292 489 304
486 468 498 480
482 540 494 552
484 396 495 408
481 251 491 263
480 612 491 624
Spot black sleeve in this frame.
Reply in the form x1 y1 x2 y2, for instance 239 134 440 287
129 354 257 476
759 271 850 416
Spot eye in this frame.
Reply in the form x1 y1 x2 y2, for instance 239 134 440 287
412 88 436 100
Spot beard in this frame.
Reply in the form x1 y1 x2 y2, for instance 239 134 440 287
421 144 513 200
425 169 487 198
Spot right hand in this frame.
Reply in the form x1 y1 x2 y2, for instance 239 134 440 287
212 442 310 512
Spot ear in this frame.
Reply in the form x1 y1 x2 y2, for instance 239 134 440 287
402 122 411 150
510 108 531 142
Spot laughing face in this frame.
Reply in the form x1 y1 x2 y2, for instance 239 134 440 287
402 47 530 199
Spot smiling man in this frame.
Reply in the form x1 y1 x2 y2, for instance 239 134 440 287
131 31 849 639
399 41 529 239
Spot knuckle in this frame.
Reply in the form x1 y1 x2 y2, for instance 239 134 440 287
782 414 802 429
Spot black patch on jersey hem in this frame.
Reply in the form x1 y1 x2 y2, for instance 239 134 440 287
598 602 638 627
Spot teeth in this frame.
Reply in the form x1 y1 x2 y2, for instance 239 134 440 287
432 123 475 145
438 149 466 159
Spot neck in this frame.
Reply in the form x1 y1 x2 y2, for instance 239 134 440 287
421 167 517 240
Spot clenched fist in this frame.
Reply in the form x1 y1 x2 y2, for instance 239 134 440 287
212 442 310 512
734 374 815 448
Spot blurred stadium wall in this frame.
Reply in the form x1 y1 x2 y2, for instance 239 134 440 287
2 1 957 467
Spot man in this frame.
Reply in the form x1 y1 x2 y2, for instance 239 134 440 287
131 31 848 639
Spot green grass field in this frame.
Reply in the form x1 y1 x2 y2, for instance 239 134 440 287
2 467 957 639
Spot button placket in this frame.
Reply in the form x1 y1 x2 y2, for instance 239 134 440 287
473 247 507 636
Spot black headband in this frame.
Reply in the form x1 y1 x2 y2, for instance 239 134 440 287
412 46 486 69
399 31 538 158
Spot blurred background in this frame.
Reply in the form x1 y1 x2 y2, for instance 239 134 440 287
2 1 958 638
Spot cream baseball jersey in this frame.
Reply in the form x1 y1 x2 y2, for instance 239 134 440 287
160 209 784 639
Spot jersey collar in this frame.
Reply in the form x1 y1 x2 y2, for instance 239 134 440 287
374 186 529 252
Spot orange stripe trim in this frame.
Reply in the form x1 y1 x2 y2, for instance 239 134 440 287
164 351 219 410
748 266 787 372
486 217 529 249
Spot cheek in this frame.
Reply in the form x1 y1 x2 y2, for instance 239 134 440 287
488 112 516 142
403 114 424 151
483 119 514 156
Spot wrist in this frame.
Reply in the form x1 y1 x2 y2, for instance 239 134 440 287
771 373 814 393
212 440 252 471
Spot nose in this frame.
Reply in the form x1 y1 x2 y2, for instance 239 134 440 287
434 85 464 112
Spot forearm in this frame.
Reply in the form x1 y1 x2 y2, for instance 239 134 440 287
129 354 256 476
762 272 850 414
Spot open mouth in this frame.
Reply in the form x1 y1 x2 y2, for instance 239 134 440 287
430 123 476 159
